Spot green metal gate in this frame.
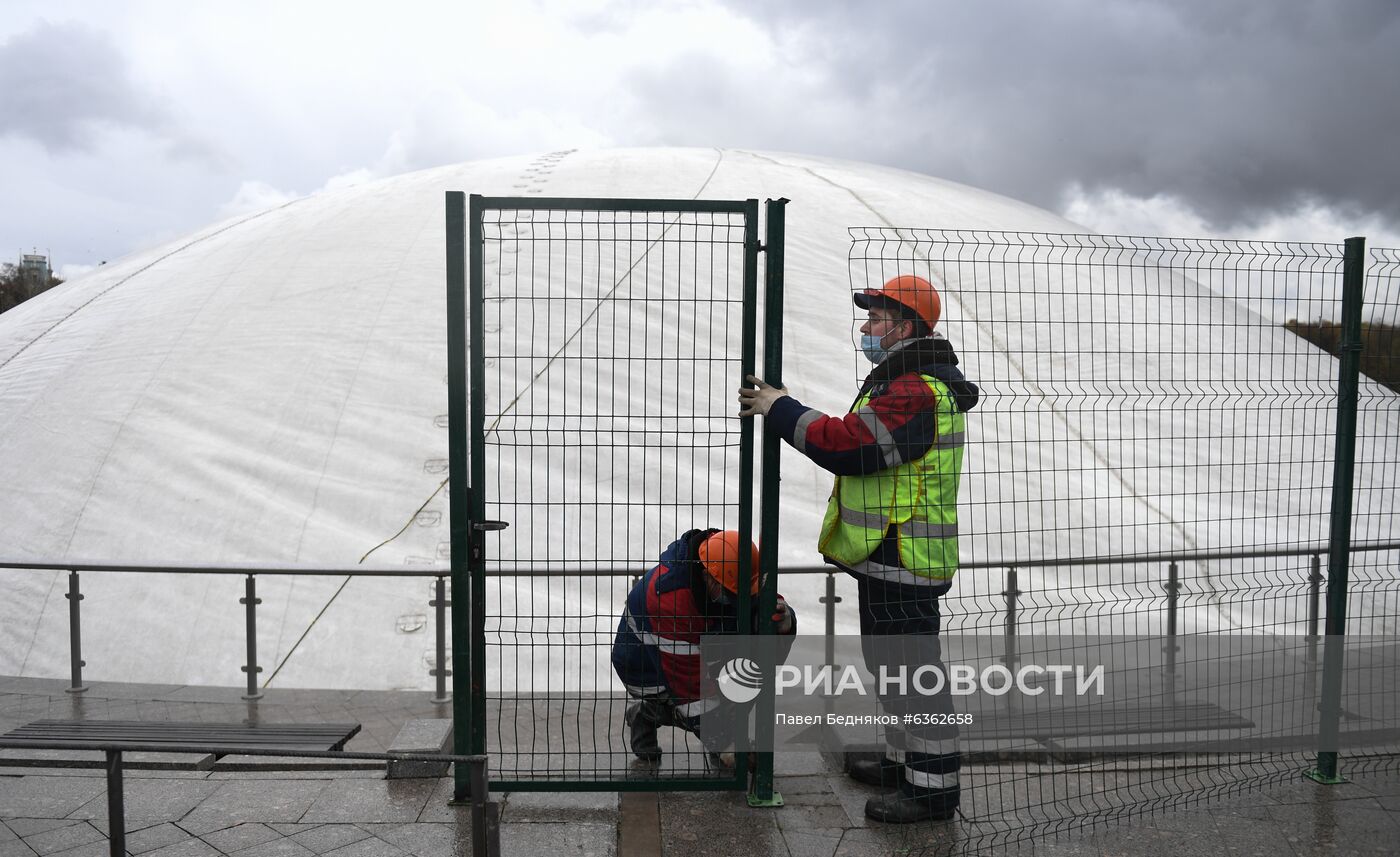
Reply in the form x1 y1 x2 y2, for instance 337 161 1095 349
445 194 786 797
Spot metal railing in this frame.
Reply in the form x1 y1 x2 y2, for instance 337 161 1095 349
5 538 1396 702
0 562 454 702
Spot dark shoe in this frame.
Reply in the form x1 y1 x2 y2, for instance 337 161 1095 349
848 757 901 788
864 792 957 824
626 701 662 762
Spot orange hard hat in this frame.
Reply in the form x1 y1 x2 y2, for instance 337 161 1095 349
854 274 941 329
697 530 762 595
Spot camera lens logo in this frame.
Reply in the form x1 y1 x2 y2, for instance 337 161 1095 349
717 657 764 703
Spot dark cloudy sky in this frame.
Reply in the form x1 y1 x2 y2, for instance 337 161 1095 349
2 0 1397 277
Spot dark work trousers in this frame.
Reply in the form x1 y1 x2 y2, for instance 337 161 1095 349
854 573 961 809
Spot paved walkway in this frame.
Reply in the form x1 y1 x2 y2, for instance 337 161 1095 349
2 678 1397 856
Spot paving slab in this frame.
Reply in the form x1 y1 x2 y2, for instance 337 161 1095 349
18 819 104 855
0 777 105 819
500 820 615 857
1 821 71 839
198 821 284 852
781 829 842 857
659 792 786 857
179 779 330 827
287 823 373 854
760 752 829 778
838 823 969 857
67 777 221 823
320 836 408 857
143 839 222 856
370 820 473 857
123 822 193 855
502 789 618 822
33 842 109 857
226 837 318 856
299 778 437 825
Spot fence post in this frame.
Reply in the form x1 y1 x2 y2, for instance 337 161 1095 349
1164 561 1180 678
240 574 263 701
446 191 473 802
1309 236 1366 785
468 754 501 857
431 575 451 704
64 570 87 694
750 196 785 808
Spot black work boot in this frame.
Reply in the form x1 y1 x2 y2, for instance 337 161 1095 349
625 701 662 762
864 790 957 823
847 756 902 788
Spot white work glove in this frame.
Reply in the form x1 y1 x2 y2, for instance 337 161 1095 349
737 375 789 417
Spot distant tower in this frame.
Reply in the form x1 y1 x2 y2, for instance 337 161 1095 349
19 252 51 295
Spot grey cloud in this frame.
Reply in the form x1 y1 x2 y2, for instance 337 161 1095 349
0 19 168 152
715 0 1400 233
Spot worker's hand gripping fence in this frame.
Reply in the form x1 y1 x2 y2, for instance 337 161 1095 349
844 230 1400 854
446 195 783 794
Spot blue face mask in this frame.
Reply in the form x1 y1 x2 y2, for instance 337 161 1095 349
860 334 886 364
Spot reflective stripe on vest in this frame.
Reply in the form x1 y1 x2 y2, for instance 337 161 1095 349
818 373 965 582
837 505 958 540
856 406 901 467
844 556 954 588
624 607 700 656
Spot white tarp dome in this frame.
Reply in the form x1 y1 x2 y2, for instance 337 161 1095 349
1 147 1394 691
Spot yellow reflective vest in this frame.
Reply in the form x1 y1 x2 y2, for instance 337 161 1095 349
817 373 966 583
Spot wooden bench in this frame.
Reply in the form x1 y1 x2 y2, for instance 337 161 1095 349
0 719 361 856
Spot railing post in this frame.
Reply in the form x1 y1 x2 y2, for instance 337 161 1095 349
1309 235 1366 785
821 570 841 670
1306 553 1323 665
64 569 87 694
1002 568 1020 672
431 575 451 704
1164 561 1180 678
820 569 841 725
240 574 263 701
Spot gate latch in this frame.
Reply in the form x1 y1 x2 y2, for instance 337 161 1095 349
470 520 510 561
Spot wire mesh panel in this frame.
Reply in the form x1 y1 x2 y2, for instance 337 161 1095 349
842 230 1400 853
458 196 760 789
1347 245 1400 764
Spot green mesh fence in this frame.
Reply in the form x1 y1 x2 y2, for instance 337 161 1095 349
839 230 1400 854
448 205 1398 850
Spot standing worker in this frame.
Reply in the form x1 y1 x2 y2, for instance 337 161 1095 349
612 528 797 765
737 274 979 823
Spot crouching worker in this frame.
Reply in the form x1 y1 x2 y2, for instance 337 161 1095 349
612 528 796 765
